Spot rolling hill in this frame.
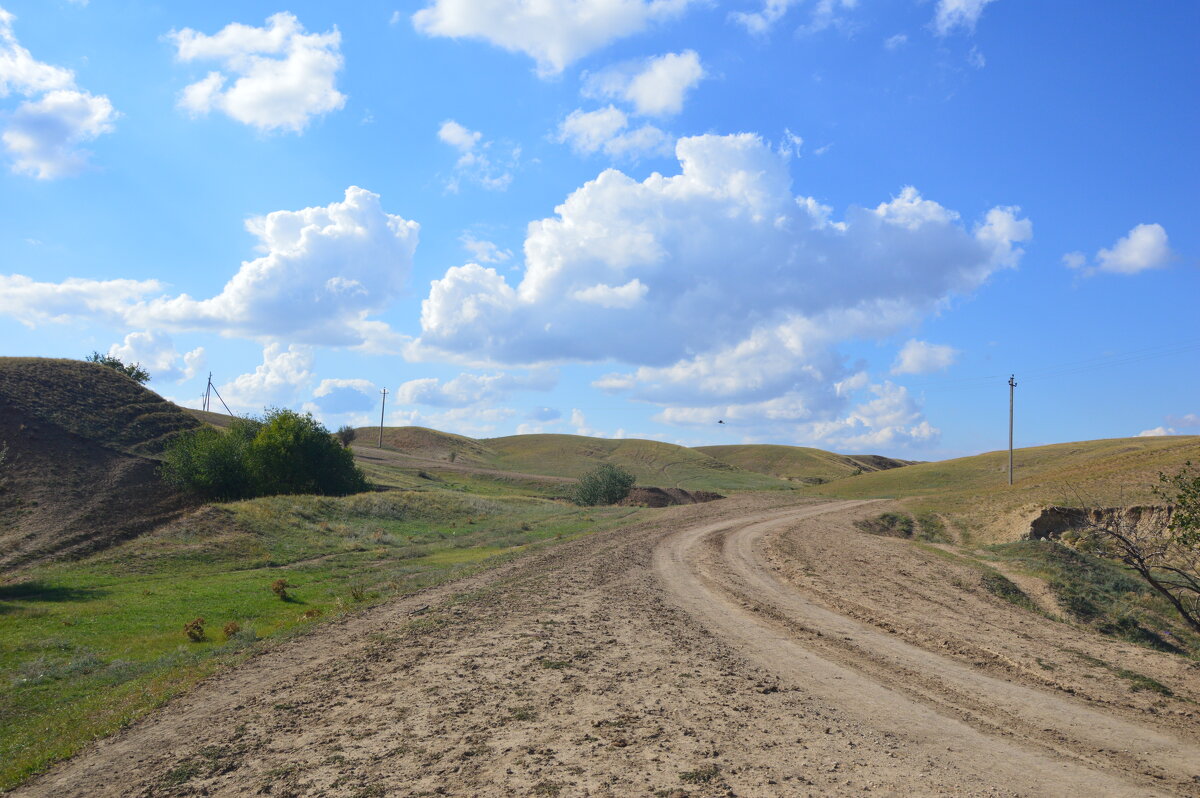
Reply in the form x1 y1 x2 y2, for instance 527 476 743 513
695 444 913 484
812 434 1200 542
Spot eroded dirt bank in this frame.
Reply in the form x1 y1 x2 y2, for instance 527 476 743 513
18 495 1200 797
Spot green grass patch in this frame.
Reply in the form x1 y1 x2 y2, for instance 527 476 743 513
979 570 1040 614
0 487 641 790
983 540 1197 655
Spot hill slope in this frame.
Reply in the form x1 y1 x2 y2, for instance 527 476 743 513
812 435 1200 541
0 358 198 569
696 444 913 484
483 434 793 492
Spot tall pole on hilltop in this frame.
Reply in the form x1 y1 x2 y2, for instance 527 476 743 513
1008 374 1017 486
378 388 388 448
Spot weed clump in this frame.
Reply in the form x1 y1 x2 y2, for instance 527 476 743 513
854 512 915 538
679 763 720 784
271 579 292 600
222 621 241 640
182 617 206 642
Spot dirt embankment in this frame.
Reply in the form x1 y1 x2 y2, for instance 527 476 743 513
19 495 1199 797
618 486 723 507
1027 505 1174 540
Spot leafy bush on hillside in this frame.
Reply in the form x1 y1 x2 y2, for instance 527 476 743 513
85 351 150 384
336 425 357 447
572 463 635 506
161 408 367 500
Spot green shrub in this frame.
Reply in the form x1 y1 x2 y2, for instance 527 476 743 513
161 408 367 500
85 351 150 384
572 463 635 506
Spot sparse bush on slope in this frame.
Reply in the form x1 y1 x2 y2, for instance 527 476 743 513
85 351 150 385
161 408 368 500
572 463 635 506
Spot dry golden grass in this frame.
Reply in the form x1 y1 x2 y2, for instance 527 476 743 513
812 435 1200 542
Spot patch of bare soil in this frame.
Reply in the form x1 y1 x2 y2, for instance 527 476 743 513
0 403 194 572
619 487 724 507
17 495 1200 797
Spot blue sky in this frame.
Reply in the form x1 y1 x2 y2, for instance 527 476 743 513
1 0 1196 458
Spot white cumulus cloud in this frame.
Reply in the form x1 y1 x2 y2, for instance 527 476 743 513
556 106 672 160
411 0 697 76
1096 223 1172 275
396 370 555 408
107 330 205 384
1136 426 1177 438
583 50 704 117
933 0 999 36
0 187 419 350
219 343 314 410
1065 223 1172 276
891 339 959 375
460 233 512 264
0 9 117 178
412 132 1029 450
437 119 516 191
170 12 345 133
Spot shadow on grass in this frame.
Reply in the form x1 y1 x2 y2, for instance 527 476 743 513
0 581 107 613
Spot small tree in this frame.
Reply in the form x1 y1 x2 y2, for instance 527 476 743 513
86 351 150 384
336 425 357 448
1069 461 1200 634
572 463 635 506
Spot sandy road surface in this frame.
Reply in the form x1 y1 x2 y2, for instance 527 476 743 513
18 496 1200 797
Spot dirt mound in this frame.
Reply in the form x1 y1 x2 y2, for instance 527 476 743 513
0 358 200 571
618 486 724 507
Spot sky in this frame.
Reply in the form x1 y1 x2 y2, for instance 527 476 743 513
0 0 1197 459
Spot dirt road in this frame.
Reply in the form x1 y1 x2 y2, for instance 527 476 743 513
19 496 1200 796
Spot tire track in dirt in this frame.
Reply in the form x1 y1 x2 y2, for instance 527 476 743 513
654 499 1199 797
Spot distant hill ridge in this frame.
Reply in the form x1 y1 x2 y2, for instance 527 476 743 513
354 427 910 492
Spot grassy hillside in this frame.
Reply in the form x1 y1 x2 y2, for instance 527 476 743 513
0 357 198 457
813 435 1200 542
482 434 793 492
696 444 911 485
0 358 199 568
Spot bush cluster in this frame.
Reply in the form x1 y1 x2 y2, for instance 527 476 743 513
572 463 635 506
161 408 368 501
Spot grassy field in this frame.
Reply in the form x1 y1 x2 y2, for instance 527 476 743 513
0 484 643 790
696 444 907 485
812 435 1200 542
481 434 794 492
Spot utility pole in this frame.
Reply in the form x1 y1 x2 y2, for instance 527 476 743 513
378 388 388 448
1008 374 1017 486
203 372 212 411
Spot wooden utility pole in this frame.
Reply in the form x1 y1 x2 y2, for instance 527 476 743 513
378 388 388 448
1008 374 1017 486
